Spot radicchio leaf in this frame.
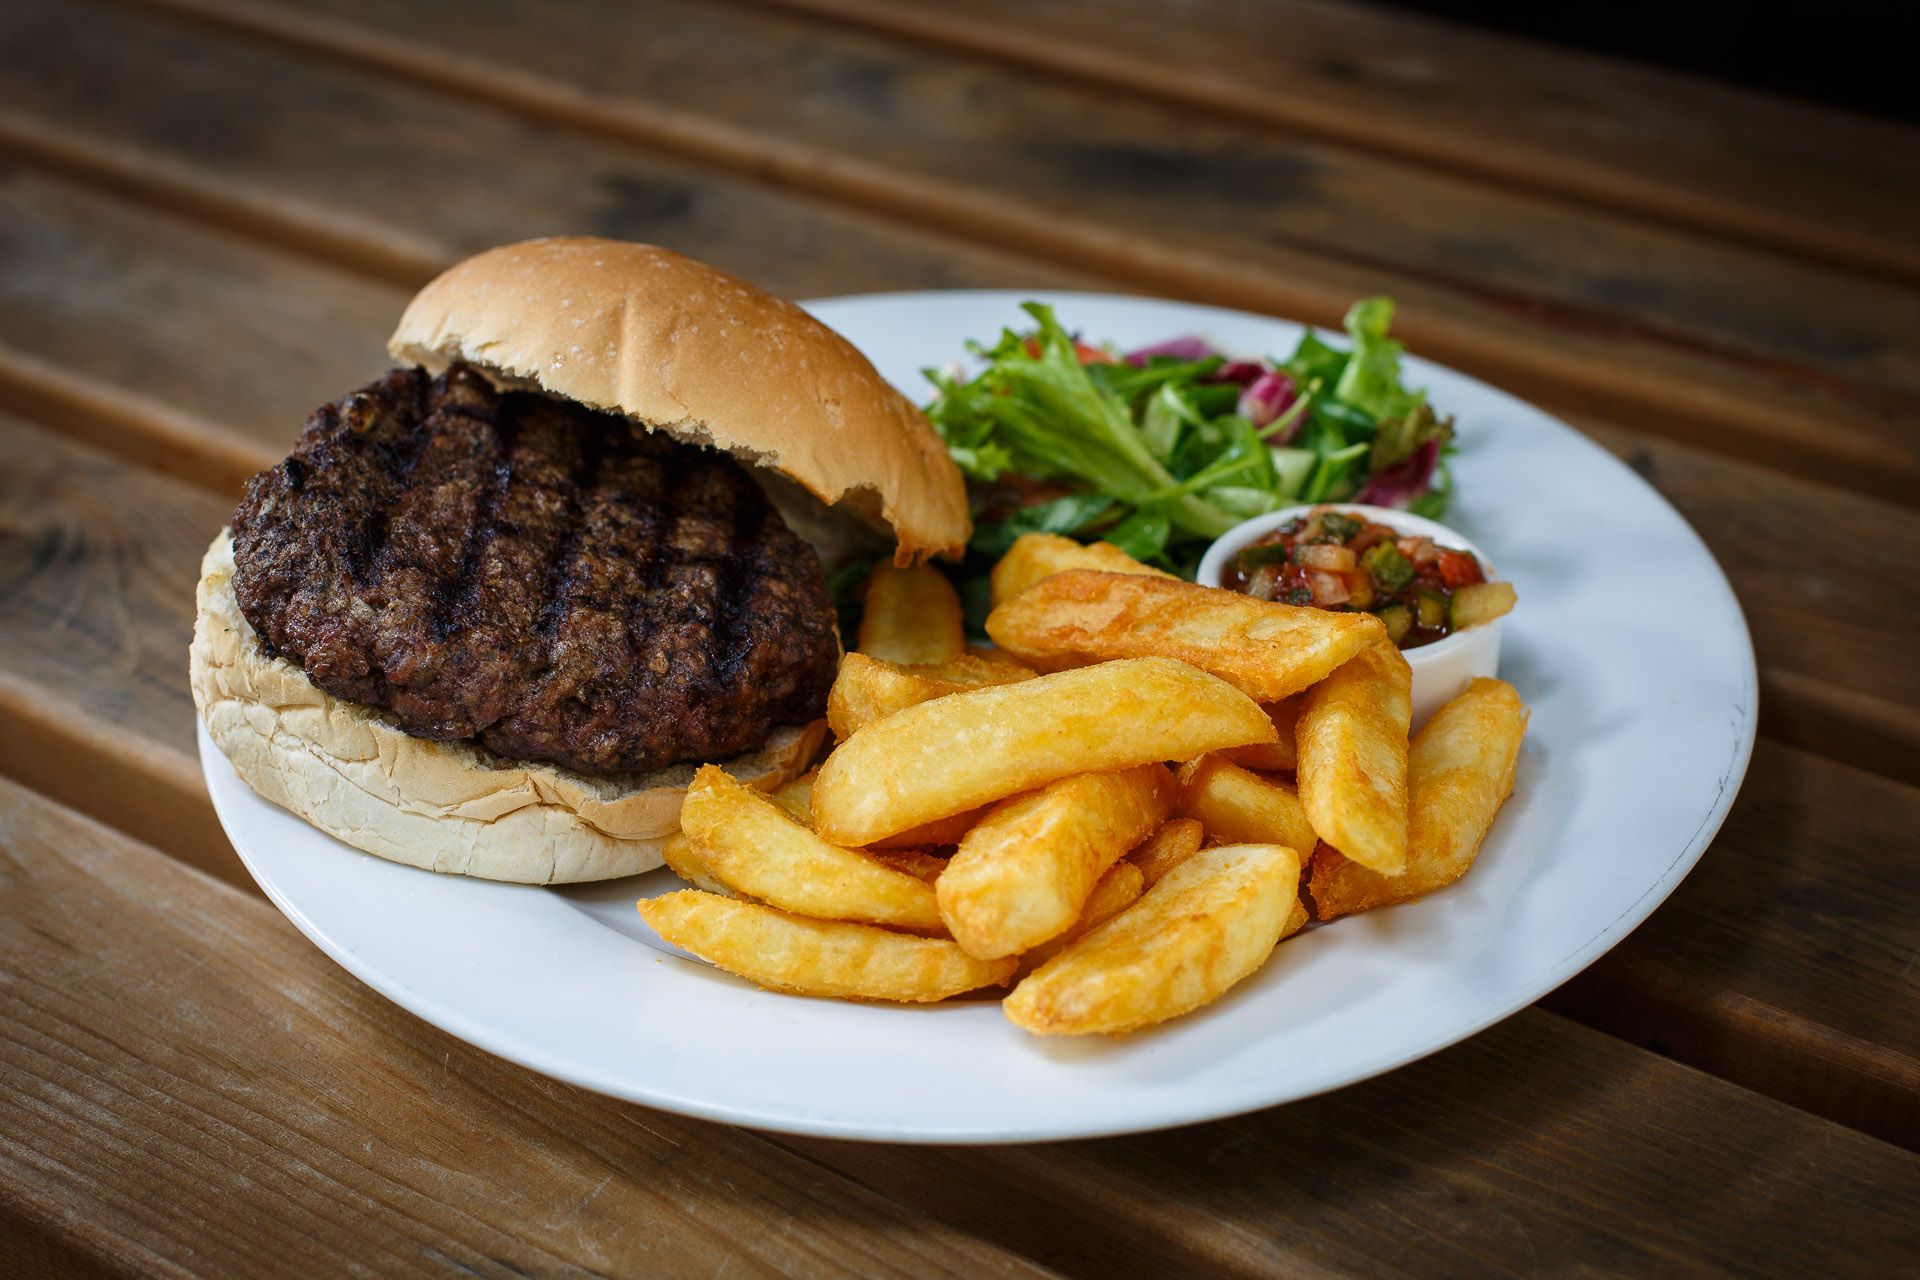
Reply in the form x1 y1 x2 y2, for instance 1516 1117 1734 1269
1237 371 1298 433
1355 437 1440 509
1125 335 1216 366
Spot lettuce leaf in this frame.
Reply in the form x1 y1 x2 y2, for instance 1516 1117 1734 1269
922 296 1453 579
1333 297 1424 421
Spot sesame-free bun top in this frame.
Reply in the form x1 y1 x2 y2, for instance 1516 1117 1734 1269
388 238 969 563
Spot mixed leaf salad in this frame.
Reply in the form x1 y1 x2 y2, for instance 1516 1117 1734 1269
922 297 1453 593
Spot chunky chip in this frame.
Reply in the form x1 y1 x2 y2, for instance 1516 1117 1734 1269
989 532 1174 609
1003 843 1302 1035
938 765 1174 959
659 830 736 898
872 849 949 883
1298 642 1412 874
770 770 816 822
1016 860 1146 974
664 767 817 896
986 570 1386 701
1126 817 1205 886
966 641 1041 675
1310 678 1527 920
1176 755 1317 856
680 765 943 932
827 651 1034 740
640 891 1015 1002
1223 697 1303 773
857 561 964 665
867 808 984 850
812 657 1275 846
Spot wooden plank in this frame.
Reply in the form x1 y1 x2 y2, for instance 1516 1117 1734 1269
0 168 398 496
0 410 238 883
3 414 1913 1148
5 161 1917 787
5 781 1918 1277
110 0 1920 507
2 0 1916 777
779 1013 1920 1279
758 0 1920 282
0 0 1087 298
1549 743 1920 1149
0 779 1057 1280
1576 423 1920 786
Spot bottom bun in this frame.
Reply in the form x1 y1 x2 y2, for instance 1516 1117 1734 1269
189 531 825 884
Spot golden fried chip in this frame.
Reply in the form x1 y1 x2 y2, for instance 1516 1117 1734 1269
867 807 984 850
989 532 1173 609
857 561 964 664
1003 843 1301 1035
1176 754 1316 856
1016 860 1146 974
663 768 817 896
872 849 949 883
770 770 816 822
640 891 1014 1002
827 652 1035 740
1126 817 1205 886
1222 697 1303 773
1297 642 1412 874
680 765 942 931
659 830 736 897
986 571 1386 700
965 641 1040 675
938 765 1174 959
1310 678 1527 920
813 657 1275 846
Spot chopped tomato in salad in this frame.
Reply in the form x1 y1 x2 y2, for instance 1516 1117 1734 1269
1223 509 1515 649
1021 336 1115 365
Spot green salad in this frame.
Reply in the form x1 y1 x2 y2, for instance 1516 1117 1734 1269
921 298 1453 609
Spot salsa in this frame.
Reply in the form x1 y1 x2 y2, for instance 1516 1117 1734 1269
1223 508 1515 649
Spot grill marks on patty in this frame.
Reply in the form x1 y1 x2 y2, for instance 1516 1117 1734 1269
230 364 840 776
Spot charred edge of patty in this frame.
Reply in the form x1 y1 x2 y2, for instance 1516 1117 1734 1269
229 364 840 776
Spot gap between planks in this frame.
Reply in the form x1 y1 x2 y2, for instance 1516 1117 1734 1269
2 780 1918 1280
0 111 440 289
0 778 1065 1280
0 165 1912 794
105 0 1920 512
0 410 1915 1150
743 0 1920 286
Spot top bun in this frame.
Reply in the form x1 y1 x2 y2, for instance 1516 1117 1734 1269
389 238 969 563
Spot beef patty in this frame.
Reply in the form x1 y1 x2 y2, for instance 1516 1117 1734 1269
230 363 840 776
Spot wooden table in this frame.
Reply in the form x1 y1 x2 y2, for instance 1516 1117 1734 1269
3 2 1916 1274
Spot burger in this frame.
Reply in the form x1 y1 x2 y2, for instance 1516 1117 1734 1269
190 238 968 883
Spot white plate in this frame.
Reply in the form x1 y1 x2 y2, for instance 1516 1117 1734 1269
199 290 1756 1143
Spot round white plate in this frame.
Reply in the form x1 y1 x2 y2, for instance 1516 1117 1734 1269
199 290 1756 1143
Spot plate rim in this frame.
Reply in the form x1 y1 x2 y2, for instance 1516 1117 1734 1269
197 287 1759 1143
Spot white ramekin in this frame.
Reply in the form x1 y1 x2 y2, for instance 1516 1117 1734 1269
1196 503 1505 727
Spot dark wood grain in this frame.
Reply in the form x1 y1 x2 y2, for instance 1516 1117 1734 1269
0 411 235 880
0 166 396 495
0 779 1059 1280
0 0 1090 296
1574 422 1920 785
1550 743 1920 1147
779 1011 1920 1279
0 2 1914 1272
5 780 1918 1278
756 0 1920 280
3 413 1913 1146
117 0 1920 506
4 160 1917 788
